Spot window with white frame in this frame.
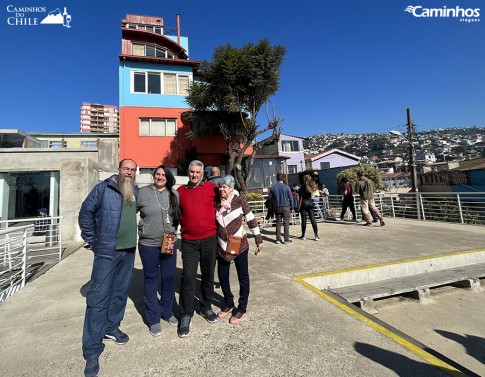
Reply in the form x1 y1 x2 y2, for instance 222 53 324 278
132 43 174 58
48 140 67 148
178 75 189 95
288 165 297 174
320 162 330 170
164 73 176 95
126 24 163 35
139 118 177 136
81 141 97 148
133 71 190 95
281 140 300 152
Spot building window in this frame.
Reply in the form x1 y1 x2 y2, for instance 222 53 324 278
320 162 330 170
164 73 176 95
178 75 189 95
134 72 146 93
48 141 67 148
133 71 190 95
281 140 300 152
288 165 297 174
139 118 177 136
81 141 97 148
126 24 163 35
148 72 161 94
132 43 173 58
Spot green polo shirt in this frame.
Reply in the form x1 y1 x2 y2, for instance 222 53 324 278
116 201 137 250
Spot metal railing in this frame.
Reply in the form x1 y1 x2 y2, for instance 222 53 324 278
0 217 63 303
0 216 63 260
0 224 30 302
248 191 485 226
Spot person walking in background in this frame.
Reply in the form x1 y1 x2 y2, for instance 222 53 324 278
291 184 300 215
215 175 263 324
78 159 138 377
319 184 329 219
268 173 293 244
177 160 219 338
339 177 357 222
207 166 222 185
311 188 325 220
137 165 180 337
356 170 385 227
298 174 320 241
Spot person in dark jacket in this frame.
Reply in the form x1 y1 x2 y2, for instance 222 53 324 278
339 177 357 221
268 174 293 244
78 159 139 377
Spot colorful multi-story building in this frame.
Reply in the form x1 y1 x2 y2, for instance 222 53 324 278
119 14 207 174
80 102 119 133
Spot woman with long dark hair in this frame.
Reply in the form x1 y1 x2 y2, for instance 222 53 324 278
298 174 320 241
137 165 181 337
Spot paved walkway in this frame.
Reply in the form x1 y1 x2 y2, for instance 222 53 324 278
0 218 484 377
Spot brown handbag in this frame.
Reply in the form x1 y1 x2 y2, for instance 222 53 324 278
226 235 242 256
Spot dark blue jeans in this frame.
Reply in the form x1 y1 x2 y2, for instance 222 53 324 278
179 236 217 316
217 250 250 313
82 248 135 359
138 243 177 325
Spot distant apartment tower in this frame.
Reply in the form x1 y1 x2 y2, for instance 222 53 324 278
80 102 119 133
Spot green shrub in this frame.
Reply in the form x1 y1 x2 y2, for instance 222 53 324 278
242 192 264 202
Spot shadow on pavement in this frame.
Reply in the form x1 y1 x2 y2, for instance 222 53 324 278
435 329 485 366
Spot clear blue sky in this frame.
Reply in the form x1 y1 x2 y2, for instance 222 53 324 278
1 0 484 137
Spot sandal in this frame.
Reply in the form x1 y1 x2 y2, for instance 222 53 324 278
217 307 234 319
229 312 246 324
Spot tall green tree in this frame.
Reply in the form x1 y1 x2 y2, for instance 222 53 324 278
184 39 286 192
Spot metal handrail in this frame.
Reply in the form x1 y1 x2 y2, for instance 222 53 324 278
0 216 63 260
248 191 485 226
0 224 32 302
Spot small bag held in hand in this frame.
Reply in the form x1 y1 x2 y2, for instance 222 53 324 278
161 233 175 255
226 235 242 256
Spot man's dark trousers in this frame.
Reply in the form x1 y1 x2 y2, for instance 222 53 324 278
179 235 217 316
275 206 291 242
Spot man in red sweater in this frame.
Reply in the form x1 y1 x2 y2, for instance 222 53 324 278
177 160 219 338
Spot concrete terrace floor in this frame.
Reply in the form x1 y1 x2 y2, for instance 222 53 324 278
0 218 484 377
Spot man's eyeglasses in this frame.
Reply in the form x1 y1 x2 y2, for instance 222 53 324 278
120 167 136 173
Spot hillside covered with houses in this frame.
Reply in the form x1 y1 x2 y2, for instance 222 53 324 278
304 126 485 163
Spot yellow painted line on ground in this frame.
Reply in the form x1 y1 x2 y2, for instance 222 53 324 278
294 277 467 377
297 248 485 280
294 248 485 376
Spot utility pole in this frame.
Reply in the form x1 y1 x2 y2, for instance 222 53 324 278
407 108 421 220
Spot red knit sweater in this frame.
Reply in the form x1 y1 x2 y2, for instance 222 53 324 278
177 181 218 240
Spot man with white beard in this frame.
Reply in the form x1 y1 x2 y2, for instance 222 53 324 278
78 159 138 377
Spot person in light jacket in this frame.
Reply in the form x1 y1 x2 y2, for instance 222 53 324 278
215 175 263 324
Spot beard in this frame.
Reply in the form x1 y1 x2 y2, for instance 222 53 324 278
118 175 135 205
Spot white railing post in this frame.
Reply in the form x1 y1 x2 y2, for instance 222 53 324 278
457 194 464 224
20 228 28 289
419 193 426 221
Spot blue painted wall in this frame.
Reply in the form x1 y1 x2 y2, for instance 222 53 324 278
119 61 193 107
